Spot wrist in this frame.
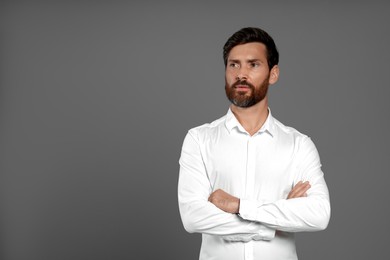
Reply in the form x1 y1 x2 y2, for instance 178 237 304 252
233 198 240 214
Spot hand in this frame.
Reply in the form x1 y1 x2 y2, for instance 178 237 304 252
208 189 240 214
287 181 311 199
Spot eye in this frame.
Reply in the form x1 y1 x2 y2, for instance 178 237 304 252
250 62 260 68
228 62 239 69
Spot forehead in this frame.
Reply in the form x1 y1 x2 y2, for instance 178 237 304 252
228 42 267 61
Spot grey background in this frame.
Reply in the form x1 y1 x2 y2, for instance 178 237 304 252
1 1 389 259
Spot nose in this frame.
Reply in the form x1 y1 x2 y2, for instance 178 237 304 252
236 67 248 81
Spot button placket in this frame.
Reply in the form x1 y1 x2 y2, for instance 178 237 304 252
245 137 256 197
244 240 254 260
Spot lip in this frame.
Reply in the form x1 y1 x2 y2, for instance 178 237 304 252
234 85 250 91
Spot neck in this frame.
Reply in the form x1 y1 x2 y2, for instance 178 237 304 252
230 97 269 136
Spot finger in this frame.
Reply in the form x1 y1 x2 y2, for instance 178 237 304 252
289 181 306 196
288 181 311 199
288 181 303 197
296 183 311 197
294 182 310 195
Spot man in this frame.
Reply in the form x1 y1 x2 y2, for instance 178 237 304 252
178 27 330 260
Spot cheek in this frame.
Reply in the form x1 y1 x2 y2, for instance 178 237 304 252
251 72 268 85
225 72 236 85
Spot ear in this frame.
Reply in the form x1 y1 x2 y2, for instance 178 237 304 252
268 65 279 85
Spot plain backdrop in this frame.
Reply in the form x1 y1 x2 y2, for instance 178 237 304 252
1 1 389 259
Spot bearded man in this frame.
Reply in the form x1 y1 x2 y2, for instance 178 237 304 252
178 27 330 260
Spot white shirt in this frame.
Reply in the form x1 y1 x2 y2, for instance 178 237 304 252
178 108 330 260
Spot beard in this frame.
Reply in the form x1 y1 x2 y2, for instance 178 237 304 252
225 77 270 108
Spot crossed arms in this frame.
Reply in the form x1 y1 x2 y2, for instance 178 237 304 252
209 181 311 214
178 131 331 241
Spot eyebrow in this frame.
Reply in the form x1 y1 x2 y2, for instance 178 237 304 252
247 59 263 63
227 59 264 63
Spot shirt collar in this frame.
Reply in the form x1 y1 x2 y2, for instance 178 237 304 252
225 107 276 137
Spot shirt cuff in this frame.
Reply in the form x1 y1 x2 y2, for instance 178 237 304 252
222 225 275 242
222 234 256 242
252 225 275 241
229 199 275 241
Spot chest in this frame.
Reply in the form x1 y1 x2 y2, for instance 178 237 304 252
201 135 297 200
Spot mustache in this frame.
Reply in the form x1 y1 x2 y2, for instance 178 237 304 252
232 80 255 89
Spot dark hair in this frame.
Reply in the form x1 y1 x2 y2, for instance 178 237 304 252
223 27 279 70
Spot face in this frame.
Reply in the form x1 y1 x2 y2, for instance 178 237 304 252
225 42 278 108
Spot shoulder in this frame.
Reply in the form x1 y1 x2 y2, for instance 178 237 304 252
272 117 317 154
273 117 308 140
186 114 227 143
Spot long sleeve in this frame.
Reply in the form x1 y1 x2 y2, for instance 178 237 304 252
178 131 275 241
239 137 331 232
